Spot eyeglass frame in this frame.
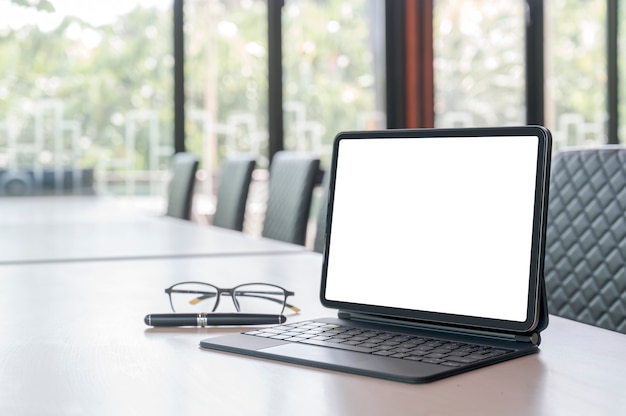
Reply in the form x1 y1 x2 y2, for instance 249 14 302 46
164 281 299 314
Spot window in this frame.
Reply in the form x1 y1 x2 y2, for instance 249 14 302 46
433 0 526 128
183 0 267 226
282 0 386 166
0 0 173 197
545 0 607 149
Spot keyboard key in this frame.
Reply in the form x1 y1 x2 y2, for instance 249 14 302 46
415 345 434 351
376 345 396 350
283 332 304 337
425 353 449 359
440 361 463 367
448 350 470 357
389 347 413 353
466 353 494 361
350 336 369 342
390 336 412 342
391 353 410 358
262 328 287 334
294 333 316 339
446 355 480 364
357 342 379 348
270 335 292 340
422 358 445 364
301 338 376 353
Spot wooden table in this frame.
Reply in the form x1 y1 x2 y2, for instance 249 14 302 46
1 252 625 416
0 196 303 264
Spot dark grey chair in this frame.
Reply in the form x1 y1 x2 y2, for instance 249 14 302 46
545 146 626 334
313 169 330 253
262 151 320 246
165 152 199 221
212 155 256 231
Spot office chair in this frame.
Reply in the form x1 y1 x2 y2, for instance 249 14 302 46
313 169 330 253
262 151 320 246
165 152 199 221
545 146 626 334
212 155 256 231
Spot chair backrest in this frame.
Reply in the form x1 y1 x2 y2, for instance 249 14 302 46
212 155 256 231
165 152 199 221
262 151 320 245
313 170 330 253
545 146 626 333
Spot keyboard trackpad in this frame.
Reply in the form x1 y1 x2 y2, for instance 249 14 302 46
261 343 373 366
259 343 443 380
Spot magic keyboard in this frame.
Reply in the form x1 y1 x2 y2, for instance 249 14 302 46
244 320 511 367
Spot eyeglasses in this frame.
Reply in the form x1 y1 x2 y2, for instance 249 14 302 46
164 282 300 315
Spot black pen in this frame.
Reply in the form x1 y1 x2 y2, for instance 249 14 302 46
144 313 286 327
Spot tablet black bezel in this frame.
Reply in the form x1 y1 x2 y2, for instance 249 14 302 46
319 126 552 335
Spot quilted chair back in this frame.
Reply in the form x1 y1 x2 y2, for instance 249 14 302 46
262 151 320 246
212 155 256 231
166 152 199 221
545 146 626 333
313 170 330 254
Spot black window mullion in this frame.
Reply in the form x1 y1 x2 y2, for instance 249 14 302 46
173 0 185 154
525 0 544 126
385 0 407 129
267 0 284 163
608 0 619 144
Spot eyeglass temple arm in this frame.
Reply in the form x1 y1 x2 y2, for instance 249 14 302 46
231 292 301 313
232 290 299 312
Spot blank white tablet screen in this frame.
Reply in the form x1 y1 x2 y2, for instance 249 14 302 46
324 135 539 322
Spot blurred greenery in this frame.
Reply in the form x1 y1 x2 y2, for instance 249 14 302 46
1 0 613 195
10 0 54 12
282 0 382 164
434 0 526 127
1 0 381 187
434 0 608 147
184 0 269 169
184 0 382 169
547 0 607 146
0 3 174 177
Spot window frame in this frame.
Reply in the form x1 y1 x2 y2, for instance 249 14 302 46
172 0 622 160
